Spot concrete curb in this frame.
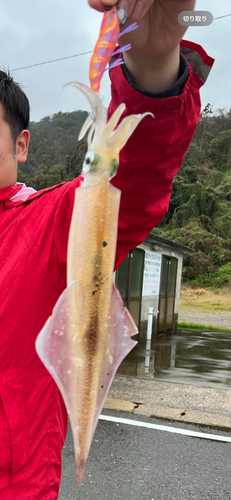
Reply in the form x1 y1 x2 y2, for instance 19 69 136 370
104 375 231 431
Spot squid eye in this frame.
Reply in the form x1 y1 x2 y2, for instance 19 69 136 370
85 150 95 165
83 149 99 173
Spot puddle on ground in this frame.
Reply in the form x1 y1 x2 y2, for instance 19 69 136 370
117 328 231 388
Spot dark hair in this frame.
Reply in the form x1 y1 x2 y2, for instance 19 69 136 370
0 70 30 144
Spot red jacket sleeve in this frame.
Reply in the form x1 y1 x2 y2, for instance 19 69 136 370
109 40 214 269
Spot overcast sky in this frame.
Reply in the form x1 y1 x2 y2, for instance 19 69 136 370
1 0 230 122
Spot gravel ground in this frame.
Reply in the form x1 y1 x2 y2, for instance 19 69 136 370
178 311 231 329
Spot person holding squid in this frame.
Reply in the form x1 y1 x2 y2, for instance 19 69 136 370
0 0 214 498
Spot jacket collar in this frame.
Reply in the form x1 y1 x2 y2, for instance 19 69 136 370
0 184 22 203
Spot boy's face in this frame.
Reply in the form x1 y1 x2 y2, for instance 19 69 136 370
0 101 18 189
0 101 30 189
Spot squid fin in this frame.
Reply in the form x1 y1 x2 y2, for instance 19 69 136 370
35 282 137 485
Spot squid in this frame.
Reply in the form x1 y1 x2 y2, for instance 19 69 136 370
35 6 153 486
35 84 153 483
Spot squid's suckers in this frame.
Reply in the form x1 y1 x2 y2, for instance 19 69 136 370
35 82 154 484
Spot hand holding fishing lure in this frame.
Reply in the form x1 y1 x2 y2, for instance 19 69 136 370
36 4 153 486
90 0 196 93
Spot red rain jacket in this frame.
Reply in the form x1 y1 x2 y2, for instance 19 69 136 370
0 40 214 499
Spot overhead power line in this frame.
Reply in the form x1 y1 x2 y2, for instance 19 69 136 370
213 13 231 20
11 12 231 73
11 50 93 72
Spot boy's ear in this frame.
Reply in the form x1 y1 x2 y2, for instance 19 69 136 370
16 129 30 163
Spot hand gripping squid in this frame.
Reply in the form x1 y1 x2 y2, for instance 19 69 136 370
36 6 153 486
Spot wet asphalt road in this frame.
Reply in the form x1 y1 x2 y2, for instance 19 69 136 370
59 410 231 500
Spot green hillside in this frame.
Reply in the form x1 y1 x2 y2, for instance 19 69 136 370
154 104 231 287
18 104 231 287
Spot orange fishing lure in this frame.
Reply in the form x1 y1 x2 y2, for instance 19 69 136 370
89 6 137 94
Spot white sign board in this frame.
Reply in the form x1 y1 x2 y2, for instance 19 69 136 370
142 251 162 296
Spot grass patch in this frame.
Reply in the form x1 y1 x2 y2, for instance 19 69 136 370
178 321 231 333
179 286 231 313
